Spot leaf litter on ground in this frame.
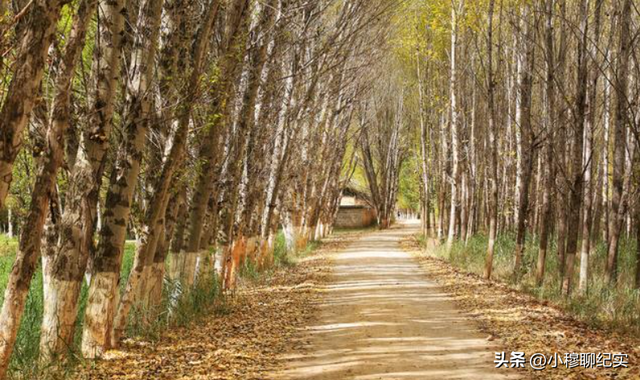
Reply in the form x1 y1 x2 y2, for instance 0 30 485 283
73 233 358 380
401 235 639 380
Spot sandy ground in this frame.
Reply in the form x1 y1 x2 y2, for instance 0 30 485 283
277 221 519 380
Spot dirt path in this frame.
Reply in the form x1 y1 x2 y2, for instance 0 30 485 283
277 221 517 380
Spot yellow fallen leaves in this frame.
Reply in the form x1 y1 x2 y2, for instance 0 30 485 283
403 236 640 380
71 236 345 380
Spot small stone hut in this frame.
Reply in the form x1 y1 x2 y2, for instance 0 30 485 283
334 186 376 228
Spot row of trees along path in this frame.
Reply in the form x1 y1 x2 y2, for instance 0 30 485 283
2 0 640 378
407 0 640 296
0 0 394 377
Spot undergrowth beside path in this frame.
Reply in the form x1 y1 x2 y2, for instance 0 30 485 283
0 241 138 378
403 235 639 380
71 234 347 380
422 233 640 335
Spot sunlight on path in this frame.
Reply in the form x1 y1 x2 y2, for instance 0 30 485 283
276 221 518 380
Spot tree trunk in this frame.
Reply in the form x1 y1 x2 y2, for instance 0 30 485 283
38 0 99 361
202 0 252 286
446 2 459 248
74 0 127 359
112 0 219 312
634 201 640 289
465 84 477 244
605 0 632 285
601 54 611 242
416 26 430 239
555 0 569 280
536 0 555 286
577 0 603 295
0 0 67 210
6 208 12 238
104 0 165 346
561 0 589 296
146 193 179 308
513 6 535 277
483 0 498 280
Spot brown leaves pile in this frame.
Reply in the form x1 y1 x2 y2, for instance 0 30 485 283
73 237 347 380
402 236 639 380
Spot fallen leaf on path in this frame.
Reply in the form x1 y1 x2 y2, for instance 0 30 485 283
402 236 640 380
72 234 354 380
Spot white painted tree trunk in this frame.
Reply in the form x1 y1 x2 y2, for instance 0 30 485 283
78 0 127 358
107 0 165 346
39 0 99 361
446 3 459 248
6 208 12 238
0 1 97 371
514 37 523 229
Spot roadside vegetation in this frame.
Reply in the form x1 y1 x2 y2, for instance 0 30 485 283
0 231 317 379
418 234 640 336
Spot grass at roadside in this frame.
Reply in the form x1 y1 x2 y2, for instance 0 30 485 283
75 236 332 380
0 239 137 379
0 231 326 379
404 235 639 380
415 233 640 336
